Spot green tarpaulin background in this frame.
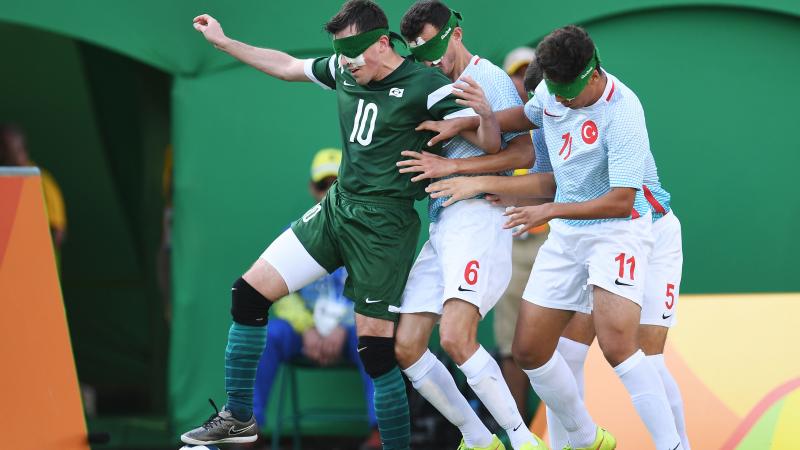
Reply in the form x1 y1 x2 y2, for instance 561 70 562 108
1 0 798 440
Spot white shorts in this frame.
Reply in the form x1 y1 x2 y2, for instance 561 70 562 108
640 211 683 327
400 199 512 318
523 214 654 313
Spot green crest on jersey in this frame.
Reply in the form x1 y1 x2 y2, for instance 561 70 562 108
544 48 600 100
408 10 461 63
332 28 388 58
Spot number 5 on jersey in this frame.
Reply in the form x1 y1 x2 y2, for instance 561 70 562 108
350 99 378 146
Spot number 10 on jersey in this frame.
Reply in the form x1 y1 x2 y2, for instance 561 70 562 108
350 99 378 146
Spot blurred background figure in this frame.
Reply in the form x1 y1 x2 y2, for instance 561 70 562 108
0 123 67 262
251 148 381 450
494 48 550 421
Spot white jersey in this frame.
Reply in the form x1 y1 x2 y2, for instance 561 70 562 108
429 55 524 222
524 71 651 226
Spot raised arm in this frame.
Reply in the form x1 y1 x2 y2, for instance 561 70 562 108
193 14 308 81
451 76 501 153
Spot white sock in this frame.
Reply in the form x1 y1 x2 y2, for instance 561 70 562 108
615 350 682 449
648 354 690 450
459 346 540 449
523 352 596 448
547 338 591 449
404 349 492 448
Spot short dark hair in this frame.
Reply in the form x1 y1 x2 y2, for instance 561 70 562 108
325 0 389 35
400 0 452 41
535 25 598 84
523 57 543 93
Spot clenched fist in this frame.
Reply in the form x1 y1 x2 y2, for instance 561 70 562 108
193 14 227 48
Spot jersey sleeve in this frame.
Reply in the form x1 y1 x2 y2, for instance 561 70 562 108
303 54 337 90
605 99 648 189
425 74 476 120
530 129 552 173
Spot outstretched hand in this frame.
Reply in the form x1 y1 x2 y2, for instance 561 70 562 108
503 204 553 237
397 150 458 182
426 177 483 207
193 14 227 47
453 75 492 118
416 118 467 147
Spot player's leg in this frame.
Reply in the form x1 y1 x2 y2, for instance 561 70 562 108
338 194 423 450
437 201 544 449
252 318 304 426
343 323 378 431
396 237 496 449
546 313 594 450
513 228 602 449
639 211 689 449
180 230 331 444
588 217 681 449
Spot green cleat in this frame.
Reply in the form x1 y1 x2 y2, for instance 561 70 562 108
563 427 616 450
457 434 506 450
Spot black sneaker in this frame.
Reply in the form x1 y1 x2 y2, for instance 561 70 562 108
180 399 258 445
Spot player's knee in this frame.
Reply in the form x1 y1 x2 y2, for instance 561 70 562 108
231 277 271 327
394 336 426 369
512 340 544 370
358 336 397 379
438 328 476 364
597 335 637 367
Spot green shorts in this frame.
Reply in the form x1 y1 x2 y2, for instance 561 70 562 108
291 182 420 322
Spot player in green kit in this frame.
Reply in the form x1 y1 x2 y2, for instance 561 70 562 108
184 1 498 448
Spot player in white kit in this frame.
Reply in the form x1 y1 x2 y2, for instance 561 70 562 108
393 2 546 449
425 25 684 450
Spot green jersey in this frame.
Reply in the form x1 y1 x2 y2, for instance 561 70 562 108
305 54 474 201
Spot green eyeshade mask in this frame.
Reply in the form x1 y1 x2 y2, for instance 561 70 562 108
544 48 600 100
408 10 462 63
332 28 388 58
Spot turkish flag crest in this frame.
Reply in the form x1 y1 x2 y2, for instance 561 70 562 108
581 120 598 144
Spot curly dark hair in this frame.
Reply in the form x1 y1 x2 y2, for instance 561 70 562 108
523 57 543 93
535 25 598 83
400 0 452 41
325 0 389 35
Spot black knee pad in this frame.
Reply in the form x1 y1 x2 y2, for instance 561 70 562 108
357 336 397 378
231 277 270 326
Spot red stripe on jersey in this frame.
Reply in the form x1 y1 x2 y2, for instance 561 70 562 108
642 185 666 214
544 108 560 117
474 57 481 65
631 208 641 219
606 80 616 101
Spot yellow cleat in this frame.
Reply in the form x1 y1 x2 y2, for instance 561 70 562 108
519 432 549 449
563 427 616 450
457 434 506 450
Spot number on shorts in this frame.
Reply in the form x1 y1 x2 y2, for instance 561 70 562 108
614 252 636 280
464 260 479 285
665 283 676 309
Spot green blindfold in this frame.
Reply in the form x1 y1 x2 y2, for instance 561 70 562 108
408 10 462 63
332 28 388 58
544 48 601 100
331 28 406 58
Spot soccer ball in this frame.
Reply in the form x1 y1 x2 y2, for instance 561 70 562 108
179 446 220 450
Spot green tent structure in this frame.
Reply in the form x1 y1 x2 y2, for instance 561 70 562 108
1 0 798 446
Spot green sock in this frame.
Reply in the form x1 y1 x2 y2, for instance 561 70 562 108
373 367 410 450
224 322 267 421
